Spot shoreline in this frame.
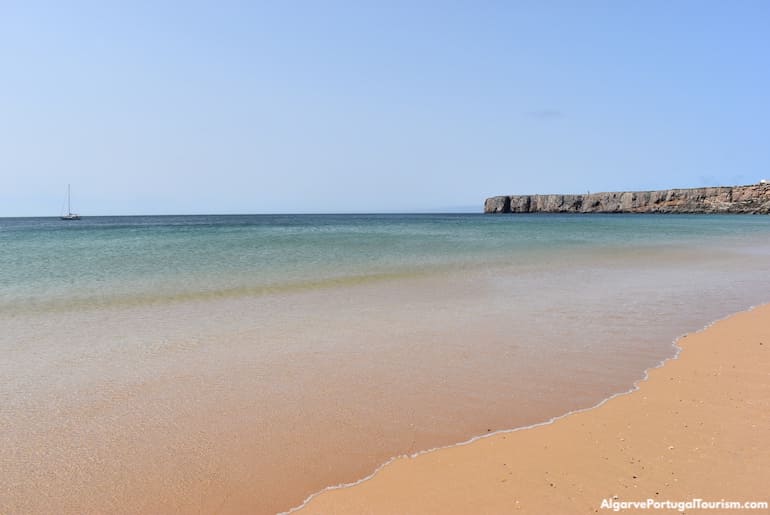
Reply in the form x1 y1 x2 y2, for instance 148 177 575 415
6 213 770 514
287 303 770 514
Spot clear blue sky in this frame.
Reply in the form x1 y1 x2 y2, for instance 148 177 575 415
2 1 769 216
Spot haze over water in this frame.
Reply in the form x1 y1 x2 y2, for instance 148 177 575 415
3 213 770 514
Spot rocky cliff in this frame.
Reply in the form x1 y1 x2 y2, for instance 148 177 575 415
484 184 770 214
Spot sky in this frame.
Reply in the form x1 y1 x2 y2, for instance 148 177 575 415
1 1 769 216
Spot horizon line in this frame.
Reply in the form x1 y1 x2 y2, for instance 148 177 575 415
0 210 484 219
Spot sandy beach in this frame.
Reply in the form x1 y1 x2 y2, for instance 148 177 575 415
4 216 770 515
294 304 770 514
5 1 770 513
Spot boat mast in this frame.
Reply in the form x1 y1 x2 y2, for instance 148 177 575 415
60 184 80 220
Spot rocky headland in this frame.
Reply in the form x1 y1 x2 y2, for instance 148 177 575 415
484 184 770 214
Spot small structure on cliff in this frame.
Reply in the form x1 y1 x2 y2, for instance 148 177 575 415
484 185 770 215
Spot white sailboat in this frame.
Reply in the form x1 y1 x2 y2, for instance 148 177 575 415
60 184 81 220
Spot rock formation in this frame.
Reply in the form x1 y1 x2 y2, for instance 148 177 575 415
484 184 770 214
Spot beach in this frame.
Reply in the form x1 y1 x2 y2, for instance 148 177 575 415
2 214 770 514
294 304 770 514
5 1 770 512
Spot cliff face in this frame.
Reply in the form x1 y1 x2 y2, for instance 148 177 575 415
484 184 770 214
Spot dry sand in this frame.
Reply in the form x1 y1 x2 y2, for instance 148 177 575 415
294 304 770 514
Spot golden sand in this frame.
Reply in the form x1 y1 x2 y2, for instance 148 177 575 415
295 304 770 514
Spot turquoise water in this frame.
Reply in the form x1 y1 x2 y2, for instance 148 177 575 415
3 213 770 514
3 213 770 312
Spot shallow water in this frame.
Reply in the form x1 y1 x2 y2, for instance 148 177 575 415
2 214 770 513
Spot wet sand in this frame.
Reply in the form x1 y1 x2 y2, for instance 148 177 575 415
295 304 770 514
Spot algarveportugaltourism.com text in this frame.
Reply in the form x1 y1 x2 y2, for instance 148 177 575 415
600 497 769 511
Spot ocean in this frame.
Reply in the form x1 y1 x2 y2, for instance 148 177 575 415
2 213 770 513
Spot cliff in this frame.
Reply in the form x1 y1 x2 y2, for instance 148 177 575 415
484 184 770 214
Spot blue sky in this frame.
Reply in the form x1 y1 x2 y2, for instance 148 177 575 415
1 1 769 215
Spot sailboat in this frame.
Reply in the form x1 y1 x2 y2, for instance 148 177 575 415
60 184 81 220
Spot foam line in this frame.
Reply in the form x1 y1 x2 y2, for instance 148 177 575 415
278 301 767 515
